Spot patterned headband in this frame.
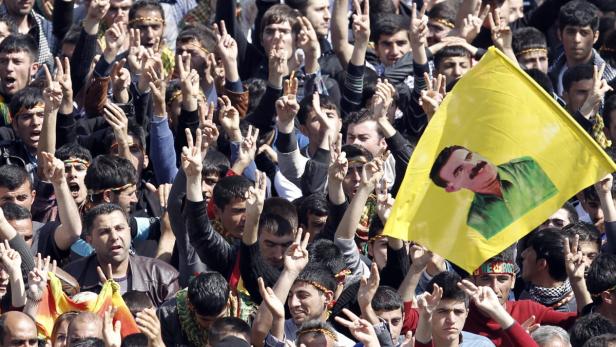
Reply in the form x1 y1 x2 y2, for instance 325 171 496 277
472 261 516 276
432 17 455 29
64 158 90 167
297 328 338 342
515 47 548 57
129 16 165 25
88 183 134 196
13 102 45 119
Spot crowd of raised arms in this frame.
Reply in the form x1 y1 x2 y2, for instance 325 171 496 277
0 0 614 346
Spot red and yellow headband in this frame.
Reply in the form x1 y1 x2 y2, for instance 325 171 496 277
472 261 516 276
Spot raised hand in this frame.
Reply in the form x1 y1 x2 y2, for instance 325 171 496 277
376 179 394 223
148 69 167 117
177 54 199 109
0 240 21 279
275 74 299 127
358 263 380 310
420 73 446 120
409 243 432 271
297 17 320 59
40 151 66 185
334 308 380 346
459 3 490 43
145 183 172 210
258 277 285 319
328 136 348 183
199 102 218 159
104 23 127 62
564 234 586 281
54 57 72 104
181 128 203 178
284 228 310 275
312 92 337 136
520 315 540 334
246 170 267 221
417 283 443 316
111 59 131 104
218 95 241 141
595 173 614 195
138 53 164 94
360 158 384 190
268 46 289 88
42 65 63 112
580 64 613 119
488 9 512 52
410 3 428 47
136 308 164 347
127 28 143 72
237 125 259 166
102 306 122 347
351 0 370 45
457 280 500 314
372 78 396 122
28 254 54 301
103 102 129 154
213 20 238 66
86 0 110 21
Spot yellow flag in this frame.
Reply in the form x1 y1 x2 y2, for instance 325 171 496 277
383 47 616 273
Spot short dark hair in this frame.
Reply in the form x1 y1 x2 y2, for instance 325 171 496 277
296 321 337 345
128 0 164 24
563 64 594 93
434 46 472 71
208 317 251 345
122 291 154 317
562 201 580 224
570 313 616 347
55 143 93 163
526 69 555 95
285 0 309 13
9 87 44 120
0 164 31 191
0 34 38 62
203 149 230 178
428 271 469 307
85 155 136 203
308 239 346 278
372 13 409 44
561 221 601 249
297 93 340 126
526 229 567 281
341 144 374 162
583 334 616 347
428 2 457 26
120 334 148 347
187 272 230 317
512 27 547 56
558 0 600 32
296 265 337 293
82 203 128 236
212 175 251 210
344 108 383 138
259 198 298 236
586 253 616 304
371 286 403 312
2 202 30 221
429 145 466 188
297 193 328 227
176 24 216 54
259 5 300 43
69 338 105 347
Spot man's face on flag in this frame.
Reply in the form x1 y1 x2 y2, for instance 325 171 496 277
438 148 498 193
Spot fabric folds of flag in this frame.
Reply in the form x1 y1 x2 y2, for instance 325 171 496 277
35 272 140 339
383 47 616 273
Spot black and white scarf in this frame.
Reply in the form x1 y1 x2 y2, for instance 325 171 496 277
527 279 573 306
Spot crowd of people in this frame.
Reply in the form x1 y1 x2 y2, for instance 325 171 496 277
0 0 612 345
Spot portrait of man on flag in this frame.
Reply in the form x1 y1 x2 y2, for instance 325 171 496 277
384 47 616 273
429 145 558 239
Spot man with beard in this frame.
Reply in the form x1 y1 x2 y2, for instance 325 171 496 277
63 203 179 306
430 145 558 239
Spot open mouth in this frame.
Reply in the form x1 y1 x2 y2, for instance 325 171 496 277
68 182 80 192
3 77 16 89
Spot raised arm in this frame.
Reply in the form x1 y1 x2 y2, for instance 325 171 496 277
37 64 62 178
0 241 25 308
564 235 593 310
40 152 82 251
596 174 616 254
331 0 353 68
243 171 267 247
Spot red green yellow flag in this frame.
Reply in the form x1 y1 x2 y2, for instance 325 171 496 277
383 47 616 273
35 272 140 339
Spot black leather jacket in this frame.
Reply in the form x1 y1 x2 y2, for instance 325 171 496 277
63 254 180 307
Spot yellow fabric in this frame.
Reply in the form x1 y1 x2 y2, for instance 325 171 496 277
383 47 616 273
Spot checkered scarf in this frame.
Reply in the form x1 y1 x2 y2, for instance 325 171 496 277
527 279 572 306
